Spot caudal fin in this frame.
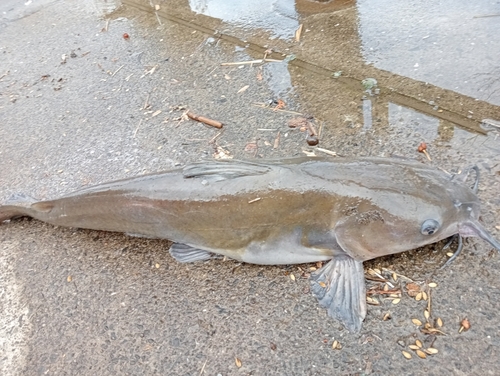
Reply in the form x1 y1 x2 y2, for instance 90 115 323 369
0 194 38 222
310 255 367 332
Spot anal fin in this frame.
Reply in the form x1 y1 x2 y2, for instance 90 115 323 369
169 243 214 263
310 255 366 332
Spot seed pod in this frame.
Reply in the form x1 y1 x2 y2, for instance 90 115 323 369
412 318 422 326
402 351 412 359
416 350 427 359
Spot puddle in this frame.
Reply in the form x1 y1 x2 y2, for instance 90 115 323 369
116 0 500 177
189 0 299 40
90 0 122 15
357 0 500 106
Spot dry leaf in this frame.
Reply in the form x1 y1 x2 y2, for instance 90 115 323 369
273 99 285 110
244 142 258 152
460 318 471 332
437 317 443 327
428 282 437 288
318 281 326 288
412 318 423 326
409 345 420 350
288 117 309 129
406 283 421 297
392 298 401 305
426 347 439 355
290 273 296 281
67 275 72 282
415 292 423 301
415 340 423 348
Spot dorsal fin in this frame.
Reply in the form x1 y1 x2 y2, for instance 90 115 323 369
183 160 271 181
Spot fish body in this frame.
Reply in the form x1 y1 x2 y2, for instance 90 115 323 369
1 157 499 331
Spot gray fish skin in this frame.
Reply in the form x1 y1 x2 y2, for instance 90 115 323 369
1 157 499 331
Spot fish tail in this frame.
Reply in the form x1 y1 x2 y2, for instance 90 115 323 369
0 194 44 222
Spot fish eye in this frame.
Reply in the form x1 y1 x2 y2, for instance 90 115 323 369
421 219 440 235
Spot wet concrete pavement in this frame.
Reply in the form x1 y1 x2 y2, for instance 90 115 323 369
1 0 500 375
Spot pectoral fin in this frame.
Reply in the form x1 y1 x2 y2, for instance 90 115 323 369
310 255 366 332
169 243 214 263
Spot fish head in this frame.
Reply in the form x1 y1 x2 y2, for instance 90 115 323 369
333 173 500 262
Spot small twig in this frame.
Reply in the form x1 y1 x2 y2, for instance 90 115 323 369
133 119 142 138
103 19 110 32
199 359 207 375
221 58 283 66
273 131 281 149
111 65 124 76
473 13 500 18
252 103 303 115
315 147 337 157
248 198 261 204
209 130 224 144
155 12 162 25
142 94 150 110
366 288 401 295
427 288 432 315
306 121 318 136
187 111 223 129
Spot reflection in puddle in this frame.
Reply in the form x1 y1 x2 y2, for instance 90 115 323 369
388 103 439 141
189 0 299 39
91 0 122 15
362 98 372 130
261 62 294 102
357 0 500 105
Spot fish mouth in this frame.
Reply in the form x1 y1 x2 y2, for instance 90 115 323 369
460 220 500 252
